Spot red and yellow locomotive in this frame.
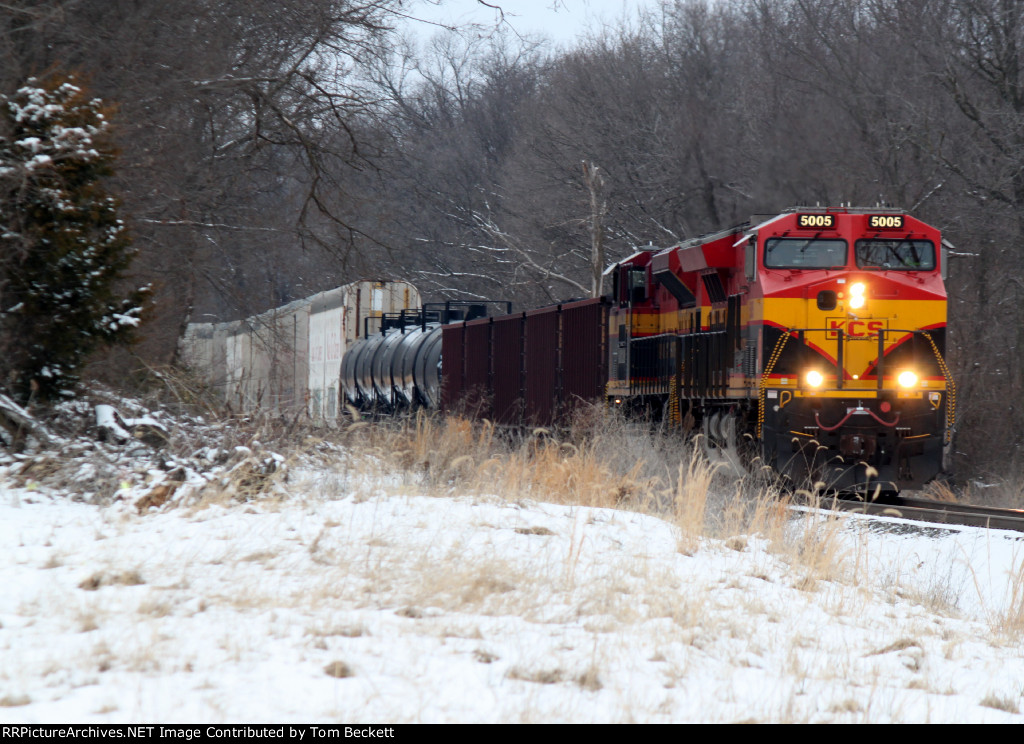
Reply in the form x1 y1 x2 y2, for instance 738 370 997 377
605 207 953 492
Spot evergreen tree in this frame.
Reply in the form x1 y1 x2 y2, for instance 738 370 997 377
0 72 146 402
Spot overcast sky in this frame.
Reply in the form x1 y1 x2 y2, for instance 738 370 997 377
406 0 660 48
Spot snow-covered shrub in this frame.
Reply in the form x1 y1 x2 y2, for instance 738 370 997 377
0 71 147 402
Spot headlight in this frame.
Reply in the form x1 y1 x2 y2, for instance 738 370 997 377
897 370 918 388
805 370 824 388
849 282 866 310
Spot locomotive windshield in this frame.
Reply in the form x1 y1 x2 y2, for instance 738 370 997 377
855 239 935 271
764 238 847 269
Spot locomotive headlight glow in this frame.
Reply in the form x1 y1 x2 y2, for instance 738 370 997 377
897 370 919 389
849 282 867 310
805 370 825 388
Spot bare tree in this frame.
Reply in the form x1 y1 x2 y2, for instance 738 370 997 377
582 160 606 298
1 0 414 369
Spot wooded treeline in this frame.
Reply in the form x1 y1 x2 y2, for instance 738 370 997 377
2 0 1024 472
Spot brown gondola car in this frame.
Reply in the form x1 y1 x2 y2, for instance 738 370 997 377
440 298 608 426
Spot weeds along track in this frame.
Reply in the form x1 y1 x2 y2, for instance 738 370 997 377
358 408 703 512
348 411 817 545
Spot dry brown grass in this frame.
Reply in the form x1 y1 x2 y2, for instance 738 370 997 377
78 570 145 591
60 398 855 637
993 555 1024 638
670 445 717 555
188 449 292 506
921 478 959 503
326 408 853 594
949 475 1024 509
980 693 1020 714
324 661 355 678
506 666 565 685
782 498 850 590
366 409 670 509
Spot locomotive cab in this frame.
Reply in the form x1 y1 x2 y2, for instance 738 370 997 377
605 207 954 495
750 209 952 494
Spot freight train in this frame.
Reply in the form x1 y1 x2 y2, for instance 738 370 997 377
343 207 954 494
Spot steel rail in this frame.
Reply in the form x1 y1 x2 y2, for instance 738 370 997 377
794 494 1024 533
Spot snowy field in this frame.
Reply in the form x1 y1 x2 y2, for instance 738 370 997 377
3 463 1024 724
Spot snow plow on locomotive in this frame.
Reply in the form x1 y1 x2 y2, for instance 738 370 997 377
335 207 955 495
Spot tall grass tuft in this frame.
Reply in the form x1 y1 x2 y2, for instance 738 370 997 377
670 443 718 555
994 553 1024 638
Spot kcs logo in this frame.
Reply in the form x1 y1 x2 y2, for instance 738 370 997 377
826 318 886 339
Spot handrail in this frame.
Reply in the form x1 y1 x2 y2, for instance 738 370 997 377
768 327 947 391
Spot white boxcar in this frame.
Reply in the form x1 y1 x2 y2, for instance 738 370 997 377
181 280 420 422
307 290 343 423
306 281 419 423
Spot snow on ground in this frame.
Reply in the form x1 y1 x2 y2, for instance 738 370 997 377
2 465 1024 723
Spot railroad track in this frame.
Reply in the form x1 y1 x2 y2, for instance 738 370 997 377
794 493 1024 533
